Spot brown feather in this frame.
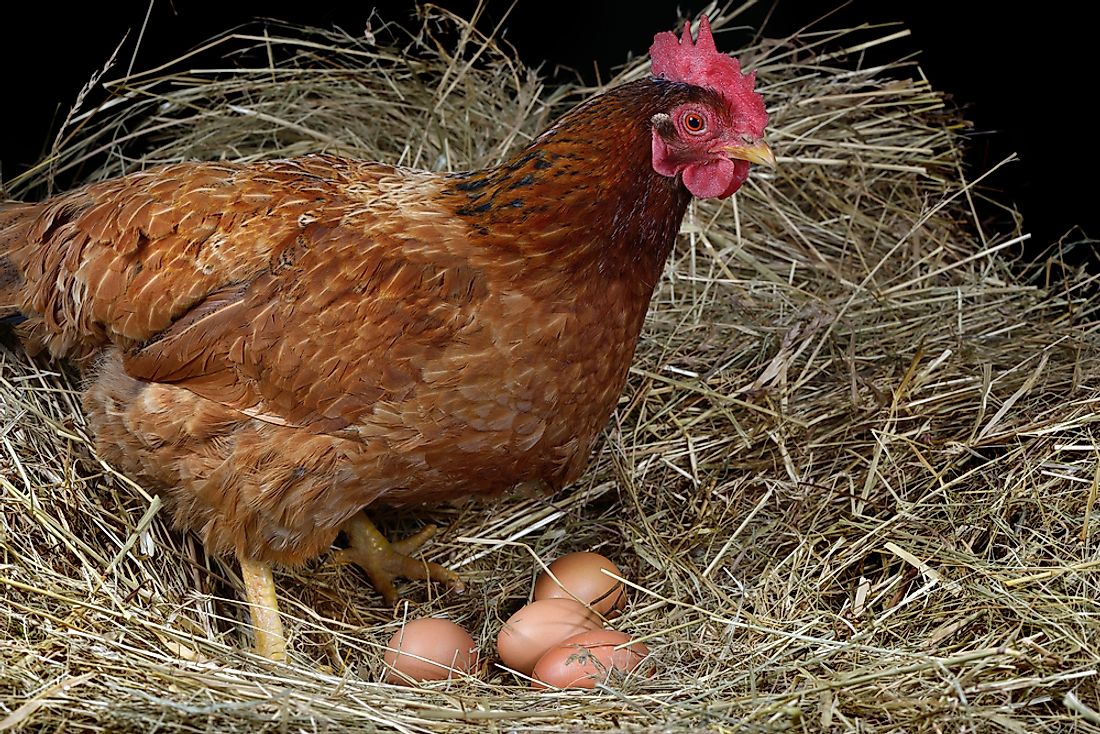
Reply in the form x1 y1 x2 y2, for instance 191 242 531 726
2 78 718 564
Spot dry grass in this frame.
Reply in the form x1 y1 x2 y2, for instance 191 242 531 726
3 3 1100 732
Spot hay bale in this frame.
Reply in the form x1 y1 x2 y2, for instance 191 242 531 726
2 6 1098 733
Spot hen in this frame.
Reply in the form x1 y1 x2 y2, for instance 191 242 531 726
0 17 771 660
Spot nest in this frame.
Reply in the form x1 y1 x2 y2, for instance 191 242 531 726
3 4 1099 732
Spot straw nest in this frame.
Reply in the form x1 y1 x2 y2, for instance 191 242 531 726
2 4 1099 732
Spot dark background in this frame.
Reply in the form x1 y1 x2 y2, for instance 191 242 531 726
1 1 1091 253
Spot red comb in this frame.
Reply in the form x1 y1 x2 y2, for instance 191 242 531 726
650 16 768 136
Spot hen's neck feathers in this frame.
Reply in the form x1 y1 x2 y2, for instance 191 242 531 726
446 78 700 291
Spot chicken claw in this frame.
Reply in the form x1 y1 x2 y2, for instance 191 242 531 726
334 513 465 605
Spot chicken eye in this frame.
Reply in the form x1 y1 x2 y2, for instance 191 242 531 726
682 112 706 133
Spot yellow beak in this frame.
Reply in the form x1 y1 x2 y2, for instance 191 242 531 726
721 139 776 167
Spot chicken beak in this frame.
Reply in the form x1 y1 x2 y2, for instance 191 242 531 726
720 139 776 167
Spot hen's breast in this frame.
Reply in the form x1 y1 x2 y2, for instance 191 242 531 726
343 263 644 506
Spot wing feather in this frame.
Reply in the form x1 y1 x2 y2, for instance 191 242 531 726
13 155 489 437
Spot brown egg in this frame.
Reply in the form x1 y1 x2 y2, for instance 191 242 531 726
382 617 479 685
531 629 650 689
496 598 601 675
532 551 627 617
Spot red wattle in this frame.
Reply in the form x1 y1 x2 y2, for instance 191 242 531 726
682 158 748 198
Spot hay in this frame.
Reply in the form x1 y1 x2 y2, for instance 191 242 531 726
3 3 1100 732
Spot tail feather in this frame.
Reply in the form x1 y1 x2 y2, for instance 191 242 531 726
1 195 117 366
0 201 35 321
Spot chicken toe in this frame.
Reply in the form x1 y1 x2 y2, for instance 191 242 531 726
334 513 465 605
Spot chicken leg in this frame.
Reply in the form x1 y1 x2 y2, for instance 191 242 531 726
334 513 465 605
239 555 287 662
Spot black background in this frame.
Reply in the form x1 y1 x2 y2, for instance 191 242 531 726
1 1 1092 253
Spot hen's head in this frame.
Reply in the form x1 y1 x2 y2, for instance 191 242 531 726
649 16 772 199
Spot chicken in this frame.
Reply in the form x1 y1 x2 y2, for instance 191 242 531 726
0 16 771 660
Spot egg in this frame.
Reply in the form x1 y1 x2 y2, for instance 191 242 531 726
532 551 627 617
496 598 601 675
382 617 479 685
531 629 651 689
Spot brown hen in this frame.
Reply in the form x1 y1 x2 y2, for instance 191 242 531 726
0 17 772 660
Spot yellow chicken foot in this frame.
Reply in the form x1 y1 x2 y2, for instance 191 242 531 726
334 513 465 605
238 555 287 662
